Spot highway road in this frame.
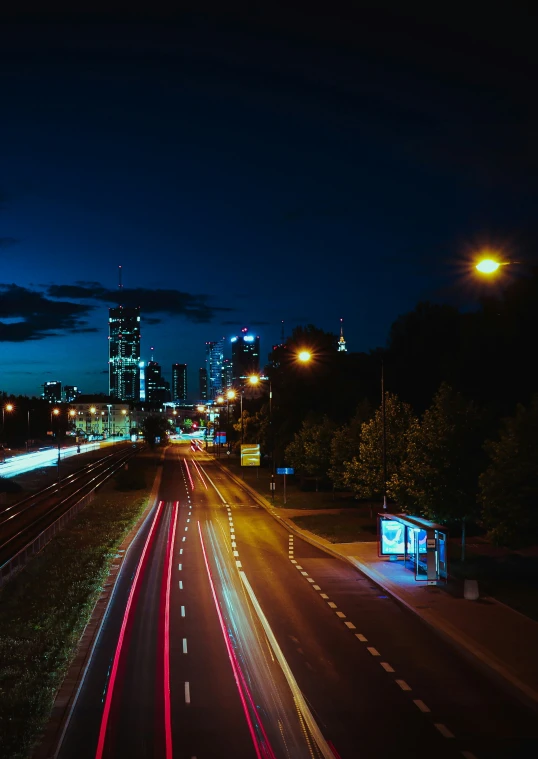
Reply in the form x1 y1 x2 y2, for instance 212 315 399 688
57 443 538 758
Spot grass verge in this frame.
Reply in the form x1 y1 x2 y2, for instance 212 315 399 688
291 512 377 543
0 457 158 759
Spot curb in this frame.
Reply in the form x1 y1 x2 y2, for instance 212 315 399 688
33 459 165 759
212 457 538 713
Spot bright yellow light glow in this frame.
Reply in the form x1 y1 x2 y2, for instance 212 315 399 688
217 396 224 403
122 409 128 415
248 375 260 385
69 409 76 417
196 405 205 412
227 390 236 400
90 406 96 413
297 350 312 363
53 408 60 416
5 403 14 412
476 259 501 274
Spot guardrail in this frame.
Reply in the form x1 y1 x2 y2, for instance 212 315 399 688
0 490 95 587
0 448 134 588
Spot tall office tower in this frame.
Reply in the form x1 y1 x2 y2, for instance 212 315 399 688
338 318 347 352
205 338 225 398
231 328 260 384
221 358 233 391
43 380 62 403
109 306 141 400
63 385 80 402
145 360 170 402
172 363 188 402
199 367 208 400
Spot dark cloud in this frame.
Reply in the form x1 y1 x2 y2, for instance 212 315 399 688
47 283 233 322
143 317 162 325
0 237 18 248
0 283 94 342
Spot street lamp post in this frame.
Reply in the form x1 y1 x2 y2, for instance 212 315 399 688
381 361 387 511
2 403 14 463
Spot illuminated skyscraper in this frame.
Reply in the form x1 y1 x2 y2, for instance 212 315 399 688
231 328 260 384
172 363 188 402
199 367 208 401
205 338 225 398
338 318 347 352
109 306 141 400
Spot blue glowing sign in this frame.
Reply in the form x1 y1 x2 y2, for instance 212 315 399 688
380 519 405 555
243 335 254 342
276 467 294 475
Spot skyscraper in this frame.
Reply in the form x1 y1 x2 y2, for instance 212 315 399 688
199 367 208 401
172 363 188 402
109 306 141 400
338 318 347 352
43 380 62 403
221 358 233 391
145 360 170 402
205 338 225 398
231 328 260 384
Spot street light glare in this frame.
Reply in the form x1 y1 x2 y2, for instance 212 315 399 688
298 350 312 363
248 375 260 385
53 408 60 416
476 259 501 274
5 403 14 412
227 390 236 400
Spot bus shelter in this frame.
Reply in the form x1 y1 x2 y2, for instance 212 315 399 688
378 513 448 585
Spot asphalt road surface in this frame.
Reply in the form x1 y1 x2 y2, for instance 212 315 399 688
57 443 538 758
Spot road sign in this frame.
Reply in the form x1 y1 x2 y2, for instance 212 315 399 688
241 444 260 466
215 433 226 444
276 467 294 475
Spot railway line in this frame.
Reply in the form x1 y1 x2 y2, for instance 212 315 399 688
0 444 139 579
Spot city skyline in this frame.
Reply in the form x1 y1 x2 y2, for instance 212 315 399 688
3 9 535 398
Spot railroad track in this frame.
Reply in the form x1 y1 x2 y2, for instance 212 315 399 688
0 445 139 572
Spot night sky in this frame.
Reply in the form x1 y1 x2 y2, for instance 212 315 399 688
2 7 537 398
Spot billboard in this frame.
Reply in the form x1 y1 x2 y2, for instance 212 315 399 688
241 444 260 466
380 519 405 555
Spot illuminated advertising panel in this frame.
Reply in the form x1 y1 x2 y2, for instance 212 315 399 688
407 527 428 554
380 519 405 555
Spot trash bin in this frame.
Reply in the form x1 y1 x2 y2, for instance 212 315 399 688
464 579 479 600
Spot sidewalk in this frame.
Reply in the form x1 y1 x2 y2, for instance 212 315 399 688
216 459 538 712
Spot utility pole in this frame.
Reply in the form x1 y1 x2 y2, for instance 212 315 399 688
382 360 387 511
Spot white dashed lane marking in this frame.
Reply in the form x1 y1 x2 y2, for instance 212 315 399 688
413 699 430 713
182 638 188 654
435 724 454 739
396 680 412 692
380 662 394 673
181 606 185 617
184 682 191 704
367 647 380 656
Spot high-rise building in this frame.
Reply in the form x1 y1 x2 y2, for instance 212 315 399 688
43 380 62 403
205 338 225 398
231 328 260 384
145 360 170 402
63 385 80 402
221 358 233 391
172 363 188 402
199 367 208 400
109 306 141 400
338 318 347 352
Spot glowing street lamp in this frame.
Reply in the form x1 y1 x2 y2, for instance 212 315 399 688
476 259 502 274
2 403 14 460
297 350 312 363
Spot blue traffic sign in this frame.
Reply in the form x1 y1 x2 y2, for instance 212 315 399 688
276 467 294 475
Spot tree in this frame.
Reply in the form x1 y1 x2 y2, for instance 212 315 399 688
182 418 193 432
342 393 417 502
480 396 538 547
285 416 335 490
140 415 170 447
328 400 372 489
390 383 485 560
